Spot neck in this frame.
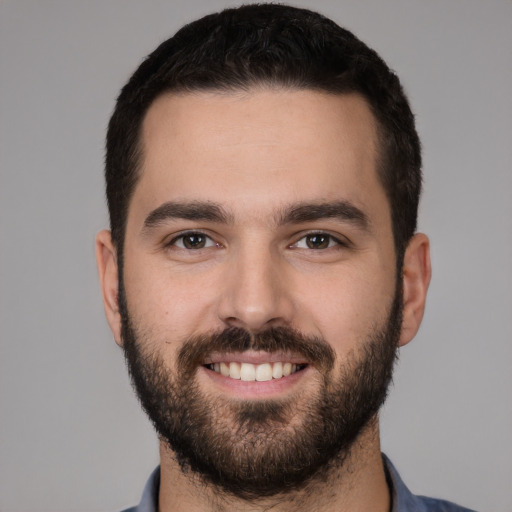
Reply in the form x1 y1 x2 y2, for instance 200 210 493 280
158 418 390 512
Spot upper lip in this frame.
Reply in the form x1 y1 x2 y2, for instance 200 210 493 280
203 350 308 365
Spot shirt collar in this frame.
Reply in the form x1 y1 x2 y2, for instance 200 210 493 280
382 453 425 512
132 465 159 512
133 454 431 512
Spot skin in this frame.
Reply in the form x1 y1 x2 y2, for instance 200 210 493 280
97 89 431 512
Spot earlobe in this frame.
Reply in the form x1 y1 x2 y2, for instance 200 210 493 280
399 233 431 347
96 229 123 347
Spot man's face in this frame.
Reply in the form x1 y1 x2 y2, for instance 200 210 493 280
115 89 402 496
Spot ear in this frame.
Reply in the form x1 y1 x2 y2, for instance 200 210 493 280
96 230 123 347
399 233 431 347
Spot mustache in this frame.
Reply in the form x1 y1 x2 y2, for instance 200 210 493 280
177 326 335 377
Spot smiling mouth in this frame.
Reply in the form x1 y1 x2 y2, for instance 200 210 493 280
204 361 308 382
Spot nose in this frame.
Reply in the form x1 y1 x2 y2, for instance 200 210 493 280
217 243 294 332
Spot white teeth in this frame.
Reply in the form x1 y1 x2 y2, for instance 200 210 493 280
255 363 273 381
209 361 303 381
240 363 256 381
229 362 241 379
220 362 230 377
272 362 283 379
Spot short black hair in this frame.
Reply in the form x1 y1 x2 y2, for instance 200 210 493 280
105 3 421 267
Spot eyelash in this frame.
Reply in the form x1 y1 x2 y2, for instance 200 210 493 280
290 232 349 251
165 231 349 251
166 231 219 250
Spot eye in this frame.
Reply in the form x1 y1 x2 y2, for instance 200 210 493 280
169 232 217 250
292 233 344 250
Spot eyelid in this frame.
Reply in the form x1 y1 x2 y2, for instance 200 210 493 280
164 230 220 249
289 230 351 249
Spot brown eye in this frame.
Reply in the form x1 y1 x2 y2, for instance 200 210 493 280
305 234 330 249
183 234 206 249
171 232 216 250
291 233 346 251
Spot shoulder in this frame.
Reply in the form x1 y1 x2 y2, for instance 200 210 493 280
383 454 478 512
413 495 478 512
119 466 160 512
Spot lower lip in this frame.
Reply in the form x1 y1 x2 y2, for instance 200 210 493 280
198 365 312 399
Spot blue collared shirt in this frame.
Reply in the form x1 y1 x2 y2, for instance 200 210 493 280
122 455 477 512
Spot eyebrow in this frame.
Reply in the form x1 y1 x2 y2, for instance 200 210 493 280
142 199 370 232
278 201 371 231
143 201 232 230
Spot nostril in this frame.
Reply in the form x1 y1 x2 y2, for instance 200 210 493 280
222 315 290 333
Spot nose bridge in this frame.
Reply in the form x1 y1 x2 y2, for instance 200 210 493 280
218 237 292 331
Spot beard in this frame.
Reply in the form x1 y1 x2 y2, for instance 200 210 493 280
119 281 402 500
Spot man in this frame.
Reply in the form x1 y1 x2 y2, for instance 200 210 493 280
96 4 476 511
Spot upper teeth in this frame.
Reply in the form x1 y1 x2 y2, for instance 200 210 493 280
209 361 301 381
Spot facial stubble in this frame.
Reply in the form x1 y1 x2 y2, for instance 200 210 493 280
120 281 402 500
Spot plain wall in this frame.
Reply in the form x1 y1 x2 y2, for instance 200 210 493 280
1 1 511 510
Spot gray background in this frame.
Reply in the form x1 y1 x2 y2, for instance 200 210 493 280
1 1 511 511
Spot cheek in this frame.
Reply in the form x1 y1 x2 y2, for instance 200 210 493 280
122 253 222 339
297 265 395 352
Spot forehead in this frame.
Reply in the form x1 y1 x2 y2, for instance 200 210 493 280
131 88 387 227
